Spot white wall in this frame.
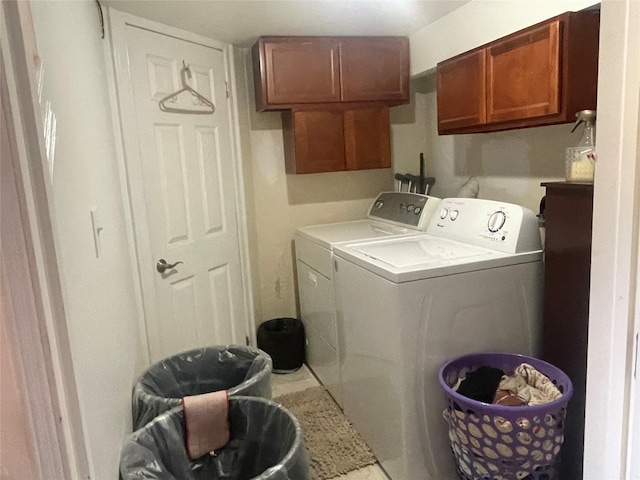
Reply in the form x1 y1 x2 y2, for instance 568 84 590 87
30 1 146 478
410 0 599 76
402 75 581 215
241 51 394 323
389 83 430 187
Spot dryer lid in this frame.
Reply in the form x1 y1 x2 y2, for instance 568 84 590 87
296 220 413 249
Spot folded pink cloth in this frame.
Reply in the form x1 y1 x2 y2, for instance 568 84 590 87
182 390 230 459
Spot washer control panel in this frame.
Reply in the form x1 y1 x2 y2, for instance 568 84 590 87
427 198 542 254
368 192 441 231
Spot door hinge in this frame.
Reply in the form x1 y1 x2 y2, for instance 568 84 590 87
225 82 229 99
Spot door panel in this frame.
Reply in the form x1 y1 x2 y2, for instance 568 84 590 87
339 37 409 102
486 21 560 123
154 124 191 244
263 38 341 105
196 127 224 234
282 109 346 174
437 50 486 133
122 25 246 361
344 107 391 170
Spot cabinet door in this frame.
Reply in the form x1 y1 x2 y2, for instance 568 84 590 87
344 107 391 170
486 20 561 124
258 38 341 108
436 50 486 133
339 38 410 103
282 109 346 174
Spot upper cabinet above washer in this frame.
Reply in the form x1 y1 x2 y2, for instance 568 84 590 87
252 38 342 109
436 10 600 135
252 36 410 111
338 37 410 103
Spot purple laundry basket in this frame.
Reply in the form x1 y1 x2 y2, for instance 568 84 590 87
438 353 573 480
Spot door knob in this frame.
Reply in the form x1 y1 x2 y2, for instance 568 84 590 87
156 258 183 273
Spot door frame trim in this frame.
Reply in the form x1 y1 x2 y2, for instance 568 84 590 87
584 0 640 477
102 8 256 360
1 1 89 478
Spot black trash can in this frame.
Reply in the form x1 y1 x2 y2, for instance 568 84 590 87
120 397 310 480
257 318 305 373
132 345 272 430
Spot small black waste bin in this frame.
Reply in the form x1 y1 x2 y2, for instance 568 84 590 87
120 397 310 480
257 318 305 373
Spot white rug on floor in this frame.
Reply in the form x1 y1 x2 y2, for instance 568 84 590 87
274 386 377 480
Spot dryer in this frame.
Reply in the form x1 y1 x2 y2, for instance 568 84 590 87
333 198 543 480
294 192 440 406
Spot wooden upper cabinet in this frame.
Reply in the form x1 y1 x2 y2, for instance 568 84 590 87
253 36 410 111
283 106 391 174
282 109 346 174
486 20 560 124
339 38 410 103
437 10 600 135
344 108 391 170
253 38 340 111
437 50 486 132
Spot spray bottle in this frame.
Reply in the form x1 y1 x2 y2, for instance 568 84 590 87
565 110 596 183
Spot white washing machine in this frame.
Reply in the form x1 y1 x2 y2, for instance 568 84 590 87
333 198 544 480
294 192 441 406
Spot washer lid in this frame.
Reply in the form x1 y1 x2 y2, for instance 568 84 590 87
355 236 491 268
335 235 542 283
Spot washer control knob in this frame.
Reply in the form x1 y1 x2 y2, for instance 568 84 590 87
488 211 507 233
400 203 407 211
439 208 448 219
374 200 384 209
414 206 423 215
407 204 415 213
450 210 459 221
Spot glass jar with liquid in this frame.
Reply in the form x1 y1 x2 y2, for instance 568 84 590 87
565 110 596 183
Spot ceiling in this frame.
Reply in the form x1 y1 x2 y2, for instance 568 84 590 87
102 0 469 47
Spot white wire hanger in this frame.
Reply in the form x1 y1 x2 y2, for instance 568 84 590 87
159 61 215 115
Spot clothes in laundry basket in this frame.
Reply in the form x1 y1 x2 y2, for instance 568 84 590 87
456 366 504 403
510 362 563 405
455 363 562 407
440 353 573 480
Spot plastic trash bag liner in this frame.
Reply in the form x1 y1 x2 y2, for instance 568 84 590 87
133 345 272 430
120 397 310 480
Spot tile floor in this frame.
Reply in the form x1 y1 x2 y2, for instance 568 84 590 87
271 364 390 480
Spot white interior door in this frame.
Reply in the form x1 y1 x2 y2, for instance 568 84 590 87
112 18 248 362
